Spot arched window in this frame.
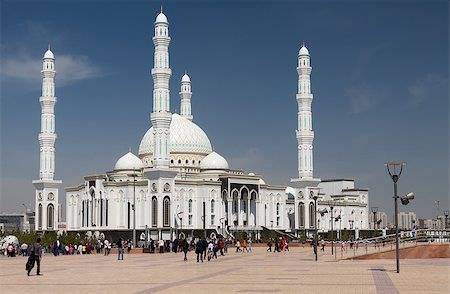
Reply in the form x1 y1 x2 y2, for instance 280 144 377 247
298 202 305 228
309 202 315 228
47 204 54 229
152 197 157 227
188 199 193 213
163 197 170 227
276 203 280 215
211 199 215 214
38 204 43 229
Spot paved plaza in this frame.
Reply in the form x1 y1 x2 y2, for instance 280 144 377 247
1 246 449 293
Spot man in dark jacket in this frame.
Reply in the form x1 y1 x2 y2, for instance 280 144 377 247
182 239 189 261
195 239 205 262
26 237 42 276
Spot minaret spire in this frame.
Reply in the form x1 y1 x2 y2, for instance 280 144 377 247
296 43 315 179
32 45 61 231
151 6 172 168
180 72 193 121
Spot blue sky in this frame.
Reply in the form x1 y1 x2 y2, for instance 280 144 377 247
1 0 448 220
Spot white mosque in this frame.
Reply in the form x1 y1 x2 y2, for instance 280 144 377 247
34 9 369 240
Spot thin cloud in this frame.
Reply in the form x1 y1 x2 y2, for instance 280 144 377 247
1 52 105 87
408 73 447 108
344 82 389 114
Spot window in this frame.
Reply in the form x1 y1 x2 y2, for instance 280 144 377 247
38 204 43 229
188 199 192 213
309 202 315 228
47 204 54 229
234 200 237 213
276 216 280 226
163 197 170 227
276 203 280 215
188 215 193 225
224 200 228 213
243 200 247 212
152 197 157 227
211 215 215 226
299 202 305 228
211 200 215 214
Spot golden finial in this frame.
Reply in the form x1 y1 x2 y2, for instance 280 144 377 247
48 43 51 50
161 5 163 13
302 40 305 47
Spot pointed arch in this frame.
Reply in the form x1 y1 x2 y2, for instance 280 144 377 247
309 202 315 228
152 196 158 227
298 202 305 228
163 196 170 227
47 204 54 229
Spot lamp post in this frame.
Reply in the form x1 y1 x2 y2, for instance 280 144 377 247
385 162 414 274
220 217 225 236
330 205 334 255
177 211 184 238
335 215 341 241
444 210 449 229
312 194 318 261
127 170 139 249
371 207 379 230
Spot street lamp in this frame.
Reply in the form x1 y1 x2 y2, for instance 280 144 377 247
127 170 139 249
335 215 341 241
177 211 184 238
371 207 379 230
385 162 414 274
444 210 449 229
330 204 335 255
312 193 319 261
220 217 225 236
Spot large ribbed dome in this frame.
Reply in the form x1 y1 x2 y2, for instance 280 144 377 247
139 113 212 157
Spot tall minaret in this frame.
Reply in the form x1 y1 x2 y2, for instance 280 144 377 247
150 7 172 169
296 43 315 179
179 72 193 121
33 45 61 231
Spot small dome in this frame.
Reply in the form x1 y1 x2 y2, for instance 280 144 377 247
259 178 266 185
299 45 309 56
200 152 229 170
44 49 54 59
181 73 190 83
155 12 168 24
114 152 144 171
248 172 255 176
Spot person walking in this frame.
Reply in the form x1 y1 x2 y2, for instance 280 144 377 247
267 240 272 252
26 237 42 276
104 239 110 256
235 240 241 252
242 239 247 252
320 239 325 251
195 239 204 262
158 239 164 253
182 239 189 261
117 238 124 260
247 238 252 252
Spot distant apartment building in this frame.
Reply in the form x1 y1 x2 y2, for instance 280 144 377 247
398 211 416 230
369 211 388 229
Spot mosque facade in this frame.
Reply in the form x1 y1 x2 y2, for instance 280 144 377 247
35 9 369 240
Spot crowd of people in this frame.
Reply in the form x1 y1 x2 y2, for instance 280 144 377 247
266 236 289 252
